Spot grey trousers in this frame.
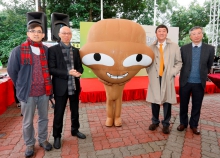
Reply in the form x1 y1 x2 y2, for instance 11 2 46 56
21 95 49 146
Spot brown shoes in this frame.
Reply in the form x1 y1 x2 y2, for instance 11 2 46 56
149 124 159 131
190 127 200 135
162 126 170 134
177 124 186 131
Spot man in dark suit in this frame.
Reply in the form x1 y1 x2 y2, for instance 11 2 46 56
48 26 86 149
177 26 214 135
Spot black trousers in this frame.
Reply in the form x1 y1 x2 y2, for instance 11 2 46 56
179 82 204 128
151 103 171 127
53 89 80 138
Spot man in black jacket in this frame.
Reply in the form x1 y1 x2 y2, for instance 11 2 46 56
48 26 86 149
177 26 214 135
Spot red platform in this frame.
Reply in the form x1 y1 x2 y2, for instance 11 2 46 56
208 74 220 89
80 76 220 103
0 77 15 115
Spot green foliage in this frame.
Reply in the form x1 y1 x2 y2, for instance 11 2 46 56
0 2 34 66
137 0 178 25
0 0 218 64
170 2 210 46
136 0 154 25
46 0 147 28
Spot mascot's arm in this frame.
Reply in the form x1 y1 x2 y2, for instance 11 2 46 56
98 78 113 86
117 79 131 86
99 78 131 86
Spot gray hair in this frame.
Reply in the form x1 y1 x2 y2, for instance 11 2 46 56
189 26 204 35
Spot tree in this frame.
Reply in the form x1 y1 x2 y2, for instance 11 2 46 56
136 0 154 25
170 1 210 46
46 0 148 28
137 0 178 25
0 1 34 65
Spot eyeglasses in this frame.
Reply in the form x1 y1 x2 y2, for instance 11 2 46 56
28 30 43 34
60 32 72 35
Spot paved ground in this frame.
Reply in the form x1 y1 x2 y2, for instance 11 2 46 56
0 93 220 158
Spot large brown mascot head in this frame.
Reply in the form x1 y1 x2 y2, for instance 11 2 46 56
80 19 154 84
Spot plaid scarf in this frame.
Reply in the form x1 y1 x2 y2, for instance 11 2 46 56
20 38 53 95
60 42 76 95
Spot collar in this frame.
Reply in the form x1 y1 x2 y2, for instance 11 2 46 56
192 42 202 48
60 41 71 49
157 40 167 48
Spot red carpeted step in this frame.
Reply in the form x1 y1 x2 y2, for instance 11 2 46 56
80 76 218 103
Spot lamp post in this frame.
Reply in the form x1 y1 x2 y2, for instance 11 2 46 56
35 0 38 11
101 0 103 20
153 0 157 26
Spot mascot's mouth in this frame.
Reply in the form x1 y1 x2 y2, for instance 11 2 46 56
106 72 128 79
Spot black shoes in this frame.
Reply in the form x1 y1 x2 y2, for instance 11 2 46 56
162 126 170 134
53 131 86 149
71 131 86 139
40 141 52 151
149 124 170 134
149 124 159 131
25 145 34 158
53 137 61 149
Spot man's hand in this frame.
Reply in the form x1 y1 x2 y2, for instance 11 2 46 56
69 69 81 77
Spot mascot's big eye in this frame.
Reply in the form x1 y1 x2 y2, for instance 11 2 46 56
123 54 152 67
82 53 115 66
94 53 101 61
136 54 142 62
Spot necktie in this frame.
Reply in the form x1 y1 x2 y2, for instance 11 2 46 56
159 43 164 76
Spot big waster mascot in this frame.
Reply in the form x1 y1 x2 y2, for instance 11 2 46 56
80 19 154 127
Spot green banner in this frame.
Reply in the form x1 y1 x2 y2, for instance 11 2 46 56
80 22 97 78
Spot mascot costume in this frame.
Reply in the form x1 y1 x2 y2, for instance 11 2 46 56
80 19 154 127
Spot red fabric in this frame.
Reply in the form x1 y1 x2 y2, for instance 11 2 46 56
80 76 220 103
174 75 219 94
175 76 180 94
0 78 15 115
208 74 220 89
80 76 148 103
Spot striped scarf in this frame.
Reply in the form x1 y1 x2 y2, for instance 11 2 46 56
20 38 53 96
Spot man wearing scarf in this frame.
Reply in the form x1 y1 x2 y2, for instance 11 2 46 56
7 23 53 157
48 26 85 150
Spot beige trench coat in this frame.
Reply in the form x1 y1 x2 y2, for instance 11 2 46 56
146 38 182 104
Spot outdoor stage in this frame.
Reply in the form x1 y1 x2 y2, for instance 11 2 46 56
79 76 220 103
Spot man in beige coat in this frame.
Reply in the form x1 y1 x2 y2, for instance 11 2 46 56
146 24 182 134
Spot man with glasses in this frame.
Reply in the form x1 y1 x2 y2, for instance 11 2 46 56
177 26 214 135
7 23 53 157
48 26 86 149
